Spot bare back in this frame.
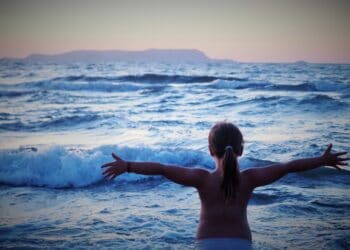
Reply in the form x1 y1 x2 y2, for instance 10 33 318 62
196 171 253 240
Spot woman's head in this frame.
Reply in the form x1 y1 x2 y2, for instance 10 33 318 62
208 122 243 200
208 122 243 158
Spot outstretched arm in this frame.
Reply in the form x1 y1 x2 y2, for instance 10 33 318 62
243 144 348 189
101 153 209 188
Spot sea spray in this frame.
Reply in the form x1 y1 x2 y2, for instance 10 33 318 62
0 145 213 188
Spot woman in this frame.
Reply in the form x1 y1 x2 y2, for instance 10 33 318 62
101 122 348 250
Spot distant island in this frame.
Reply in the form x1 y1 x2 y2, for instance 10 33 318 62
4 49 234 63
293 60 309 64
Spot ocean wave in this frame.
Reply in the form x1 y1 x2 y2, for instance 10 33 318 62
3 74 348 95
268 83 317 91
0 145 271 188
207 80 269 90
271 82 350 92
208 80 350 92
4 74 247 93
298 94 347 108
116 74 247 83
219 95 296 108
0 145 211 188
272 203 321 215
297 167 350 179
235 94 348 110
250 192 280 205
22 81 142 92
0 90 36 98
51 75 120 82
0 145 348 188
0 113 106 132
244 95 291 104
207 80 314 91
310 200 350 209
47 74 247 84
0 112 11 120
0 146 105 188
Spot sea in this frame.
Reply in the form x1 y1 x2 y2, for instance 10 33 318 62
0 60 349 249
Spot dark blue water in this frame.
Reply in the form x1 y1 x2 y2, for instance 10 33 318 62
0 61 349 249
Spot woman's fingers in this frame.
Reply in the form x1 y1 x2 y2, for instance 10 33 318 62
105 172 118 181
102 167 114 175
103 168 112 175
334 165 342 170
109 173 117 180
325 144 333 154
334 152 347 157
101 153 122 169
103 171 114 179
101 153 124 181
101 161 115 168
112 153 122 161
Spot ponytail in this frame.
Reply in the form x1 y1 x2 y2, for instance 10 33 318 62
221 145 240 200
208 122 243 200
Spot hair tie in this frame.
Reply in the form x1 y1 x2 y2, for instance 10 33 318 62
225 145 233 151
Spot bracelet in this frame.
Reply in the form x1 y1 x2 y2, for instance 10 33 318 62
126 162 131 173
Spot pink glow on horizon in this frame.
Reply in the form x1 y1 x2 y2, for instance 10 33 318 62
1 0 350 63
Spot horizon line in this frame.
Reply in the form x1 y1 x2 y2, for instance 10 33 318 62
1 48 350 64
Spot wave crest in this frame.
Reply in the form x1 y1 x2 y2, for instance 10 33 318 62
0 113 108 132
0 145 347 188
0 146 212 188
46 74 247 84
0 145 274 188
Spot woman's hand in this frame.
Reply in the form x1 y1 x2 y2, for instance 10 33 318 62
101 153 128 180
321 144 348 170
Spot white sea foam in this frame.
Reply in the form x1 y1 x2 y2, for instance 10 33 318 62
0 145 211 188
0 144 282 188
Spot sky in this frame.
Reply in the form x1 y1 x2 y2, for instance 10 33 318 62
0 0 349 63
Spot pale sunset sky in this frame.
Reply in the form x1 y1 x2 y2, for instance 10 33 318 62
0 0 349 63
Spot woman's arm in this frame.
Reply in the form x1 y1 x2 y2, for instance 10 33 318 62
101 153 209 188
243 144 348 189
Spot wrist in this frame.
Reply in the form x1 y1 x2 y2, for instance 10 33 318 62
126 161 132 173
317 155 326 166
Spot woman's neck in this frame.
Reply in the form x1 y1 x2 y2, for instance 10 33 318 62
214 157 224 175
